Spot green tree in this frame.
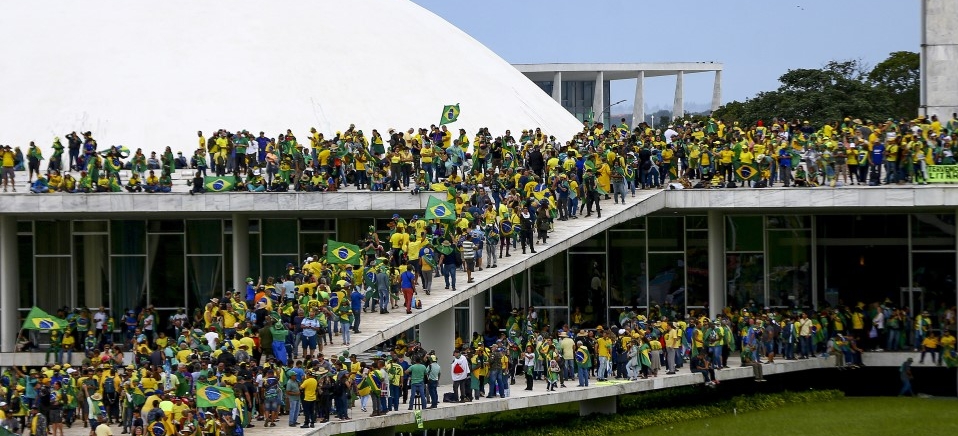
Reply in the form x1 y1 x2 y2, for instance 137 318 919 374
867 51 919 118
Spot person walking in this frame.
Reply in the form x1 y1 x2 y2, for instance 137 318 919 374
400 262 418 314
899 357 914 396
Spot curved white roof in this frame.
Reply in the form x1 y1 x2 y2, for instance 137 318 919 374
0 0 581 154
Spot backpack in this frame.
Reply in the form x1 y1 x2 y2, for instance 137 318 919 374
707 329 718 343
264 380 280 400
103 377 116 394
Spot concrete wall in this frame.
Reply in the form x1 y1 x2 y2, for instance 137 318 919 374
922 0 958 117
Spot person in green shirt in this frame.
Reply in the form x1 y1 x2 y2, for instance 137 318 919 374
404 357 428 410
269 318 289 365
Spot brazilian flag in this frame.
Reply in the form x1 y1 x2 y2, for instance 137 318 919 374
204 176 236 192
575 347 591 367
421 248 438 269
500 221 515 236
22 306 67 330
425 196 456 221
440 104 460 125
532 183 549 200
735 164 759 181
195 382 236 408
326 240 362 266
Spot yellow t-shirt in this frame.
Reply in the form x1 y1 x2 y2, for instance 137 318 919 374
719 150 734 164
301 377 317 402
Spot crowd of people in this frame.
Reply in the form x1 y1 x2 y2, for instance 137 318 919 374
3 114 958 195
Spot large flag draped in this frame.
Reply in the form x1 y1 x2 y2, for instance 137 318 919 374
22 306 67 330
326 240 362 266
425 196 456 221
195 383 236 408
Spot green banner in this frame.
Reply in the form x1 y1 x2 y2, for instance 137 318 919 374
928 165 958 182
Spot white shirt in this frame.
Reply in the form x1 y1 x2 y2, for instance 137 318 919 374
301 317 318 337
93 311 107 329
142 314 154 331
247 142 259 156
204 331 220 349
450 355 470 382
873 311 885 329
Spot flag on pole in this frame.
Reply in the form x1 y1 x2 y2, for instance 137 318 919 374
440 104 460 125
326 240 362 266
22 306 67 330
425 196 456 221
203 176 236 192
195 383 236 408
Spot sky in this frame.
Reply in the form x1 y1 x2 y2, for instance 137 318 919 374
412 0 919 113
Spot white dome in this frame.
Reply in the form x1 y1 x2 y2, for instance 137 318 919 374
0 0 581 154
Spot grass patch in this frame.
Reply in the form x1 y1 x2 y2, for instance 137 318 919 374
637 396 958 436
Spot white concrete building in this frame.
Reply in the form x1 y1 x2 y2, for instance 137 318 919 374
0 0 583 153
515 63 723 127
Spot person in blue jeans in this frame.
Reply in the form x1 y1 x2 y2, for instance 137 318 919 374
286 373 301 427
438 240 458 291
350 288 364 334
405 357 429 409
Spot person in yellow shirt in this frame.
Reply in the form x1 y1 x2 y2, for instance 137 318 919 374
920 331 940 365
595 330 613 381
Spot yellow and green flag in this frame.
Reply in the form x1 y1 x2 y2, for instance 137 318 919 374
326 240 362 266
195 382 236 408
440 104 460 125
204 176 235 192
425 196 456 221
22 306 67 330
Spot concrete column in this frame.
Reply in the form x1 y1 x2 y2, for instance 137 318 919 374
232 214 249 295
1 216 19 353
420 306 455 385
707 210 725 318
672 71 684 119
593 71 604 123
631 71 645 129
579 396 617 416
468 291 485 340
552 71 562 104
711 70 722 112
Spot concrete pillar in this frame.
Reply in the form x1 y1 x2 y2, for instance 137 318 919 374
552 71 562 104
468 291 485 340
356 426 395 436
711 70 722 112
593 71 604 124
707 210 725 318
579 396 617 416
672 71 684 119
420 306 455 385
631 70 645 129
232 214 249 295
1 216 19 353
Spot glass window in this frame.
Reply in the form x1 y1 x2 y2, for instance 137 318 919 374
148 220 184 233
609 231 646 308
17 220 32 233
111 256 147 311
35 221 70 255
613 217 646 231
685 231 709 308
767 215 811 229
816 214 907 239
579 231 607 250
647 253 685 309
75 235 109 308
262 219 298 254
150 234 185 309
187 256 223 310
248 236 261 281
534 308 568 333
187 220 222 255
725 216 763 252
726 253 765 308
912 252 957 312
569 253 607 328
36 257 71 313
911 214 956 250
647 217 683 251
18 235 33 308
261 255 297 281
300 234 330 260
74 220 107 233
686 215 708 230
111 220 146 255
768 230 812 308
300 219 335 232
531 255 568 307
817 245 907 310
